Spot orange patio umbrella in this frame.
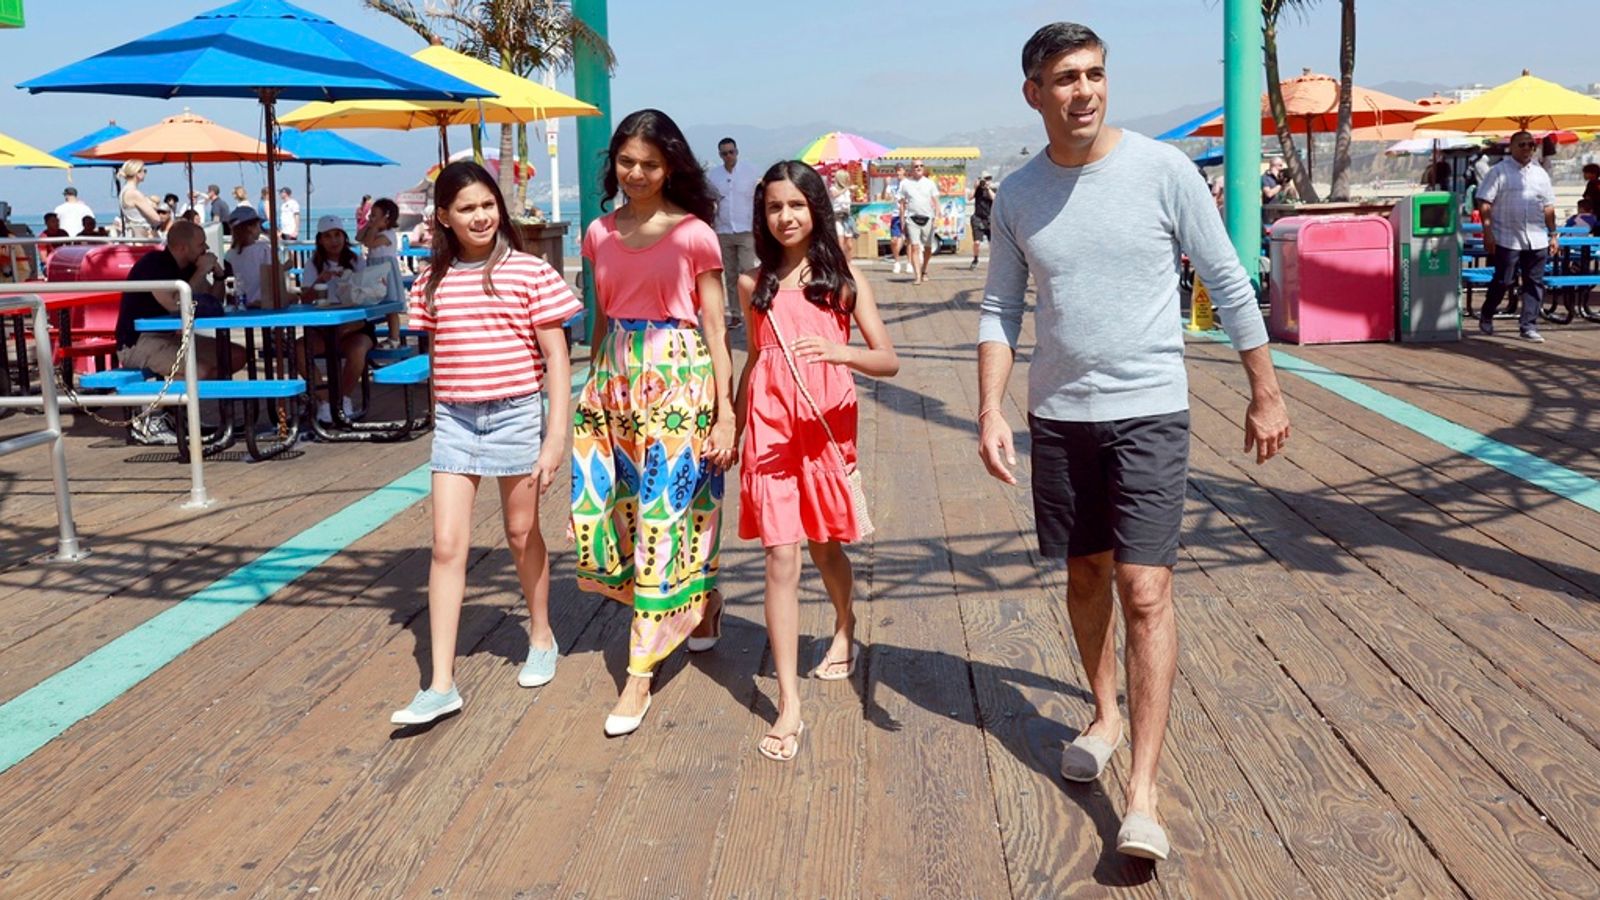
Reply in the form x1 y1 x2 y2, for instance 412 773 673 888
1188 71 1433 174
83 109 294 206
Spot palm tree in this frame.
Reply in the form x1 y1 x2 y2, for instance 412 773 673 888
365 0 613 216
1327 0 1356 200
1263 0 1321 202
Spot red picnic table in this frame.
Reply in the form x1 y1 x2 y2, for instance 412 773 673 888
0 288 123 395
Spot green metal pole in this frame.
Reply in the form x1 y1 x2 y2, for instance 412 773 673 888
573 0 612 336
1223 0 1263 289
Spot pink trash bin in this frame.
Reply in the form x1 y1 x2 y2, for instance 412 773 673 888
1269 215 1396 344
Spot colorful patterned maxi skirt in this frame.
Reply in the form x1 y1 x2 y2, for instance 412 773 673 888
571 322 723 676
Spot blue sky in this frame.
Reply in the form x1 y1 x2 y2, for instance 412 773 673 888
1 0 1591 220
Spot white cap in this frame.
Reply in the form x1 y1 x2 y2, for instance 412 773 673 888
316 214 345 235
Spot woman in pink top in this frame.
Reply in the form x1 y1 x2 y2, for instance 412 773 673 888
571 109 738 736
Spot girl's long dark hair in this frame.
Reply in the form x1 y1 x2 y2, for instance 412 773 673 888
751 160 856 316
312 231 357 273
423 161 524 310
600 109 717 225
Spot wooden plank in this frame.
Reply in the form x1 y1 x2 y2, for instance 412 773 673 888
0 431 430 640
1198 344 1600 663
66 505 514 898
0 485 464 896
702 346 881 899
1183 375 1600 878
852 281 1011 898
1181 468 1600 896
1185 355 1600 747
0 442 430 706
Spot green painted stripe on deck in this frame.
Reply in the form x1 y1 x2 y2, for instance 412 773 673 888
0 361 593 774
0 463 432 774
1197 331 1600 513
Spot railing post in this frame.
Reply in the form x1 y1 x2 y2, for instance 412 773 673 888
174 282 211 509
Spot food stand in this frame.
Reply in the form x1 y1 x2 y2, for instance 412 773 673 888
859 147 980 258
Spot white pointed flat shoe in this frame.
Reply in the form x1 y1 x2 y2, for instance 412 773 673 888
603 693 652 737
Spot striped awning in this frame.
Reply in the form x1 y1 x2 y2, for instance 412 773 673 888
879 146 981 160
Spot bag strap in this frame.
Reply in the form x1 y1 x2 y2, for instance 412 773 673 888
764 301 854 474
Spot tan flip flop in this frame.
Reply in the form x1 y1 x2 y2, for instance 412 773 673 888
811 640 859 680
757 721 806 762
1116 812 1171 861
1060 725 1124 782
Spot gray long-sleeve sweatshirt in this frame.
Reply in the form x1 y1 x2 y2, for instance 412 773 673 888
977 130 1268 422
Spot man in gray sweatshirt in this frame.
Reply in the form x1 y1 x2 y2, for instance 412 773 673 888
976 22 1291 862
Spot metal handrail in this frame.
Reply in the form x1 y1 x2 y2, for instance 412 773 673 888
0 280 210 510
0 295 85 561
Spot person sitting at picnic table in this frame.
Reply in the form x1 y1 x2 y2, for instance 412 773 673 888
222 206 272 307
80 215 108 238
300 215 373 424
1566 199 1597 232
115 221 245 443
38 213 69 263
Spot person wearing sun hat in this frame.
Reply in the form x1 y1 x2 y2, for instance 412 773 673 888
223 205 270 308
303 213 373 424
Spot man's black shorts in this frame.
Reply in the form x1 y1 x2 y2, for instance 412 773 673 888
970 216 991 242
1028 410 1190 567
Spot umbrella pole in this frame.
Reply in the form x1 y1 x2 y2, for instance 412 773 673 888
186 157 195 217
260 89 296 436
305 164 312 241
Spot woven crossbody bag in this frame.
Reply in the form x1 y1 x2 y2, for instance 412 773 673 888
765 309 875 538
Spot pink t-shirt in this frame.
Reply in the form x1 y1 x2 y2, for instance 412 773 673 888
582 212 723 325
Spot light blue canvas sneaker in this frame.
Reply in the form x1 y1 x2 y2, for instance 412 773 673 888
391 685 463 725
518 637 559 688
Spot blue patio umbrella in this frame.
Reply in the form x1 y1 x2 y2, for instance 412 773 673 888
17 0 491 289
275 130 395 238
50 122 130 168
1191 145 1225 168
1155 105 1225 141
32 122 131 205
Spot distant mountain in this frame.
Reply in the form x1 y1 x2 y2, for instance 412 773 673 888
1121 101 1223 139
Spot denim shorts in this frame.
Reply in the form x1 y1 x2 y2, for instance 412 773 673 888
431 393 544 477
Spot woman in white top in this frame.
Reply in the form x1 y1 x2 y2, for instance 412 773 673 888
829 168 857 257
117 160 163 239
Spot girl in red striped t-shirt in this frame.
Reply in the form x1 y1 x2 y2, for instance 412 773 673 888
390 162 582 726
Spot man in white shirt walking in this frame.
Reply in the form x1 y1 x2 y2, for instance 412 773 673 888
710 137 761 326
54 187 93 238
1476 130 1557 342
896 159 941 285
278 187 302 242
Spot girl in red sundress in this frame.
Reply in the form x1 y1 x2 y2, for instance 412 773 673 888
734 161 899 761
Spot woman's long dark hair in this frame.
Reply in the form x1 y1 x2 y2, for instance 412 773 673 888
312 230 357 273
600 109 717 225
750 161 856 316
423 160 524 310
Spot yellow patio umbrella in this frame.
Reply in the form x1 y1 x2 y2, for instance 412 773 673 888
1414 71 1600 134
0 132 69 168
279 44 600 162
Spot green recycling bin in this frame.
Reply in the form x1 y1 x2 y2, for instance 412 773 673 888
1390 192 1461 342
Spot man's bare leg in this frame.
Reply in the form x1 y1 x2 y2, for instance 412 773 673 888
1065 551 1122 746
1115 561 1176 820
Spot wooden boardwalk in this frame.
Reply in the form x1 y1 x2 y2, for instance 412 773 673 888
3 264 1600 898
